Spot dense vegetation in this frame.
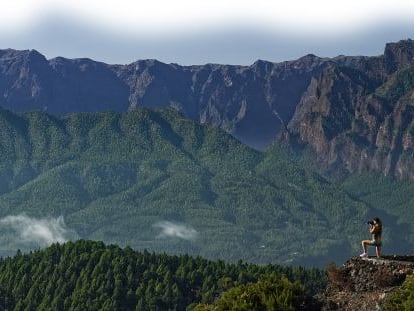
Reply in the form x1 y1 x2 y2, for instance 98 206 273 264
0 240 325 310
0 107 412 266
384 275 414 310
339 173 414 253
193 274 310 311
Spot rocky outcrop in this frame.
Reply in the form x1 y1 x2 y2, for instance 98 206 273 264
285 39 414 179
319 256 414 310
384 40 414 72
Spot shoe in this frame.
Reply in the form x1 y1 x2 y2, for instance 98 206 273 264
359 253 368 258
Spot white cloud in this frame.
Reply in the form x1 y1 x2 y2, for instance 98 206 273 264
1 0 414 36
153 221 198 241
0 1 413 65
0 214 72 246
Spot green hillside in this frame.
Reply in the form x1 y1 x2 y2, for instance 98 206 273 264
0 107 408 265
340 173 414 253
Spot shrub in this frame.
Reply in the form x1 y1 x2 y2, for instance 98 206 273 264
384 275 414 311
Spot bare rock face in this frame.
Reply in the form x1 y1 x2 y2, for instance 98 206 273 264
384 39 414 72
0 48 347 149
285 39 414 180
0 49 131 114
0 49 51 111
113 56 335 149
319 256 414 310
3 40 414 177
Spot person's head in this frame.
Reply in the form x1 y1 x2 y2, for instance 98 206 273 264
374 217 382 226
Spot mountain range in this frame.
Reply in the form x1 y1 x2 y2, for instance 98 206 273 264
1 40 414 266
285 39 414 180
2 40 414 179
0 107 358 265
0 107 413 267
0 47 334 149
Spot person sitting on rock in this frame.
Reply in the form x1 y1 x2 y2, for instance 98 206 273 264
360 217 382 258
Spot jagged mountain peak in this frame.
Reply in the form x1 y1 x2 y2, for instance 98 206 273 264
131 58 166 67
0 46 339 148
2 40 414 170
282 38 414 180
0 48 30 59
384 38 414 72
0 48 46 63
251 59 274 67
27 49 46 60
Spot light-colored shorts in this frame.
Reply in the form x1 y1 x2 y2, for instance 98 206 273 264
368 240 382 247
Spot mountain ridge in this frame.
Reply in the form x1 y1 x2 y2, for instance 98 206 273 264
0 107 414 266
2 40 414 178
284 39 414 179
0 106 396 266
0 46 364 149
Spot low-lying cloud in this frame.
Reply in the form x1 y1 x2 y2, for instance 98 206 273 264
0 214 72 246
153 221 198 241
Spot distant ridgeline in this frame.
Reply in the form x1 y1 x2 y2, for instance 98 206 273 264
2 40 414 179
0 240 325 310
0 107 413 266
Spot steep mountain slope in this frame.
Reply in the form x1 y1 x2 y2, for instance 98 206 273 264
3 40 414 178
0 48 354 148
0 107 396 266
285 39 414 179
0 49 130 113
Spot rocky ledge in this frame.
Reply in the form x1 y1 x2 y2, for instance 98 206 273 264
318 256 414 310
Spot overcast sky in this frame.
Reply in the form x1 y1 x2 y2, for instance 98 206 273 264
1 0 414 65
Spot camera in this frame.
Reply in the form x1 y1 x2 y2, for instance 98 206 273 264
367 220 374 226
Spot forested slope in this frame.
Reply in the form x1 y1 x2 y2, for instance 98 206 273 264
0 107 411 266
0 240 325 310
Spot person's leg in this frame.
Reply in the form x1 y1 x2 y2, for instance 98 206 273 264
361 240 370 256
376 246 381 258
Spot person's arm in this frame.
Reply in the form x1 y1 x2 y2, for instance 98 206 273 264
370 224 378 234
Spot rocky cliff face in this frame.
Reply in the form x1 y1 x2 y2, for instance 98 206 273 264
285 39 414 179
3 40 414 177
0 49 130 114
0 48 353 149
319 256 414 310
